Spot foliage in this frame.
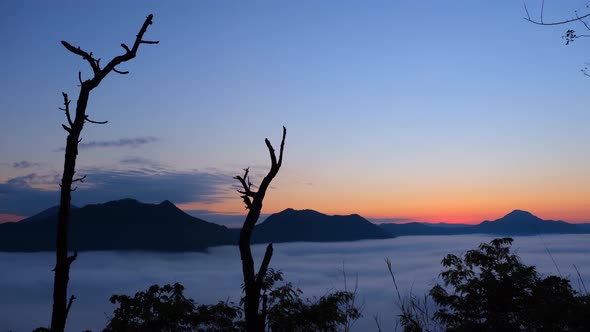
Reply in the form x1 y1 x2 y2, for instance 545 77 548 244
104 271 361 332
426 238 590 332
104 283 242 332
262 270 361 332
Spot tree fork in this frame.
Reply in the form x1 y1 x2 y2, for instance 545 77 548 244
235 126 286 332
50 14 157 332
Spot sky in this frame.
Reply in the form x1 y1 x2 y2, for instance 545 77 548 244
1 1 590 224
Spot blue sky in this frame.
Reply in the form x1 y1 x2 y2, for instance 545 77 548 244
1 1 590 224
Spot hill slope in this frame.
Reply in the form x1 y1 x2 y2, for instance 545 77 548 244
380 210 587 236
252 208 393 243
471 209 582 235
0 199 235 252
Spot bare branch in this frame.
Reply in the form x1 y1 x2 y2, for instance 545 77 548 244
524 1 531 21
524 12 590 26
67 250 78 266
112 67 129 75
59 93 74 127
576 11 590 31
235 168 252 191
61 124 72 133
235 167 258 209
255 243 273 289
78 71 83 85
140 40 159 44
99 14 158 78
265 139 277 168
72 175 86 183
277 126 286 167
61 41 101 75
65 295 76 321
84 116 108 125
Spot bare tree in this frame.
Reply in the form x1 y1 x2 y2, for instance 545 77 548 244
50 15 158 332
524 1 590 46
235 126 286 332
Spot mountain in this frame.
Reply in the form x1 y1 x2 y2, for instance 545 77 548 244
471 209 581 235
252 208 393 243
18 205 78 223
0 199 235 252
380 210 588 236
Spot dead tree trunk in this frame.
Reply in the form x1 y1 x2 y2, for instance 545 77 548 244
50 15 158 332
235 127 286 332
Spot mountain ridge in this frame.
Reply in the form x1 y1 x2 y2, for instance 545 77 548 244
0 198 235 252
252 208 393 243
380 209 589 236
2 202 589 252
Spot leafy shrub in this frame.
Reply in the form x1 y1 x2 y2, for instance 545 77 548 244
427 238 590 332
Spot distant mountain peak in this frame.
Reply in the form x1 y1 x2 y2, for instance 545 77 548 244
2 198 236 252
103 198 140 206
254 208 393 243
500 209 540 222
159 200 176 207
505 209 534 217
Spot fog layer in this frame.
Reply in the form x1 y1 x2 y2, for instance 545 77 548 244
1 234 588 331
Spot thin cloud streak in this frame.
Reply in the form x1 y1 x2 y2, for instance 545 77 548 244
12 161 40 169
55 137 158 151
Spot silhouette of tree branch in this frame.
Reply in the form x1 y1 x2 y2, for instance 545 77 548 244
112 67 129 75
58 93 73 127
524 0 590 45
50 14 157 332
61 41 101 75
61 124 72 134
84 115 108 125
237 126 286 332
255 243 273 290
72 175 86 183
64 295 75 322
525 11 590 26
235 168 258 209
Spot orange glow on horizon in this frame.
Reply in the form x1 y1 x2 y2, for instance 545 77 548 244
175 170 590 225
176 196 590 225
0 214 25 223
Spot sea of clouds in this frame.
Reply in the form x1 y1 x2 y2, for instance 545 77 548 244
1 234 589 331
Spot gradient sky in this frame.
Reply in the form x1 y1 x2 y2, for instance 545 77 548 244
1 1 590 224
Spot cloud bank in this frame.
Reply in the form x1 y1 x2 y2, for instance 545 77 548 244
0 166 233 216
0 235 588 331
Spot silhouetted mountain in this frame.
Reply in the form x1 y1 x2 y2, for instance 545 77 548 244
0 199 235 252
18 205 78 223
252 208 393 243
380 210 588 236
3 203 588 252
471 209 581 235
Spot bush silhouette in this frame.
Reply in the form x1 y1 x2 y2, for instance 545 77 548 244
104 269 360 332
426 238 590 332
